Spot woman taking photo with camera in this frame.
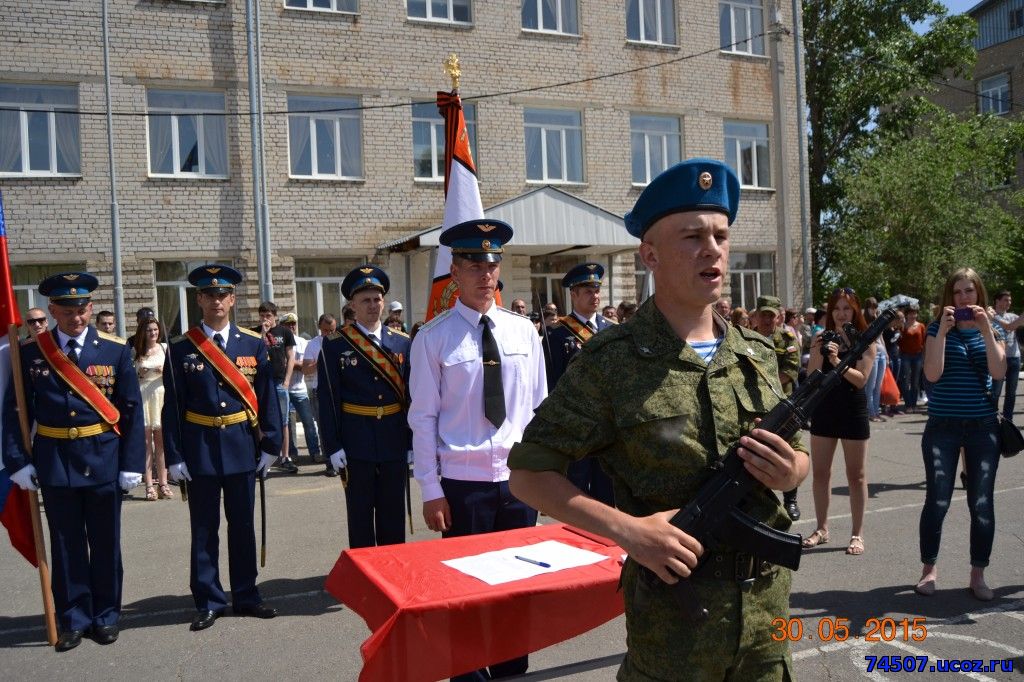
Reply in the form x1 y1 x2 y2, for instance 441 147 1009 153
916 268 1005 601
802 288 875 556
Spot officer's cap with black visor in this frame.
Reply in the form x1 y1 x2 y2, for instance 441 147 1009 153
439 219 514 263
39 272 99 306
188 264 242 294
342 265 390 300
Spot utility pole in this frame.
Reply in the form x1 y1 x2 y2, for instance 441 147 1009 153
101 0 126 336
792 0 814 307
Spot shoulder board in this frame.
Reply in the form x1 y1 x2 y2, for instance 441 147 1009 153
498 306 530 320
96 330 127 345
738 326 775 350
579 322 630 353
170 334 190 345
326 331 343 341
238 327 262 338
418 308 454 333
604 318 619 325
20 336 37 346
385 328 409 338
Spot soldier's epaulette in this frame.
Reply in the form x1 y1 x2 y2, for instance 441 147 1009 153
579 322 630 353
500 306 530 320
417 308 454 333
238 327 262 338
737 326 775 352
20 336 37 346
326 331 342 341
385 327 409 338
96 330 127 344
170 334 189 345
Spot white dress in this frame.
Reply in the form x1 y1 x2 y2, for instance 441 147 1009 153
135 343 166 429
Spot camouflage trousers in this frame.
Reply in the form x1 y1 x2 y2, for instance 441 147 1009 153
617 559 794 681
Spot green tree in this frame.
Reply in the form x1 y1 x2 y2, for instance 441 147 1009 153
832 112 1024 304
804 0 977 296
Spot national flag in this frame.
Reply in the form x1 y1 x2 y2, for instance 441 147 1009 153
426 90 486 320
0 191 36 566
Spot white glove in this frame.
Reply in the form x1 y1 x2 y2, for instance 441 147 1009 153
10 464 38 491
407 449 415 465
168 462 192 483
256 452 277 478
119 471 142 492
330 449 347 471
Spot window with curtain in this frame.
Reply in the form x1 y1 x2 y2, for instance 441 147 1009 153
728 252 774 311
521 0 578 35
146 90 228 178
524 108 583 183
724 120 771 188
284 0 357 11
626 0 676 45
154 260 234 336
412 101 477 180
407 0 471 23
12 263 87 327
0 83 80 177
719 0 764 55
295 260 362 333
288 95 363 179
977 74 1010 115
630 114 681 185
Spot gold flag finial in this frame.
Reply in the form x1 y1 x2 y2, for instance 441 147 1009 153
444 53 461 91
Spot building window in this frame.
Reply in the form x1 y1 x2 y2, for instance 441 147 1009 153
522 0 578 35
288 95 363 179
295 260 362 333
724 121 771 188
0 84 80 177
407 0 471 23
12 263 87 330
630 114 681 185
412 101 477 181
626 0 676 46
719 0 764 55
155 260 233 336
524 108 583 183
530 254 586 314
284 0 357 11
147 90 228 178
978 74 1010 115
729 252 774 312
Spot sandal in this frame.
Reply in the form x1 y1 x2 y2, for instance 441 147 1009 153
846 536 865 555
158 484 174 500
145 486 158 501
802 529 829 548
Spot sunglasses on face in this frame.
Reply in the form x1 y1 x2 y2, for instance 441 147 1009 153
832 287 856 296
27 317 47 325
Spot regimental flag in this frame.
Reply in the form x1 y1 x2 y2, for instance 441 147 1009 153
426 90 486 320
0 192 36 566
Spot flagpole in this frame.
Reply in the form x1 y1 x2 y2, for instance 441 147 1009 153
7 324 58 646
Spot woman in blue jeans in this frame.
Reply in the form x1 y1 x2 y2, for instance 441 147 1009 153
916 268 1005 601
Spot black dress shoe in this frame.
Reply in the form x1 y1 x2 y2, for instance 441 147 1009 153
233 603 278 619
785 499 801 521
190 609 221 632
55 629 84 652
91 624 119 645
324 467 337 477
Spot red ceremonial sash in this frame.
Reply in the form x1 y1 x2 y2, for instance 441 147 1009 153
559 315 595 345
36 331 122 435
186 327 259 423
340 325 407 403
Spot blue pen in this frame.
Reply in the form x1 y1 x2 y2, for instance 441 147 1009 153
515 555 551 568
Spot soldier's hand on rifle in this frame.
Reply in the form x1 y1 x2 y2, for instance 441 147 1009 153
619 510 703 584
10 464 38 491
736 428 807 492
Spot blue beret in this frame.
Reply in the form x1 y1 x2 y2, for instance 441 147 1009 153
562 263 604 289
188 264 242 293
38 272 98 305
342 265 389 300
440 219 514 263
624 158 740 238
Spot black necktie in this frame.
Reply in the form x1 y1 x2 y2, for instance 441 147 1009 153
480 315 505 429
587 320 597 333
66 339 79 366
214 334 225 351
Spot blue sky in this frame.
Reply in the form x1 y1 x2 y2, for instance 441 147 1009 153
942 0 979 14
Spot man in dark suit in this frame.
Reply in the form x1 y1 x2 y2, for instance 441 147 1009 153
162 264 282 632
542 262 616 506
3 272 144 651
318 265 412 548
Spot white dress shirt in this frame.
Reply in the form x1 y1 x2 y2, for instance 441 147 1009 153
201 321 231 351
409 298 548 502
57 327 90 354
355 320 383 345
571 310 599 330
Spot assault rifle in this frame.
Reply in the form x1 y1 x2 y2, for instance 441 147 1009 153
637 307 897 621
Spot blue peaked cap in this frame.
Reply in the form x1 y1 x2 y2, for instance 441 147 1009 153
38 272 99 305
342 265 390 300
188 264 242 293
562 263 605 289
624 158 740 239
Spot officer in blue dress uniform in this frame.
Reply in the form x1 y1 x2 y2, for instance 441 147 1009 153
542 263 616 506
162 265 282 632
318 265 412 549
2 272 144 651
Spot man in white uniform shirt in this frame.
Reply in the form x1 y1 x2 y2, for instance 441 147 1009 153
409 218 547 681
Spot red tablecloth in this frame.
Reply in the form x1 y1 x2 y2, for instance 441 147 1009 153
325 523 625 681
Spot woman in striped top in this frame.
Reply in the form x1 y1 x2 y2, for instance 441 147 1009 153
915 268 1005 602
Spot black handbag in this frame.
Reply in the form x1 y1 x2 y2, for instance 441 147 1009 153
953 329 1022 458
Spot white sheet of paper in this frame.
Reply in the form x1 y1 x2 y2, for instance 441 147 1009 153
442 540 610 586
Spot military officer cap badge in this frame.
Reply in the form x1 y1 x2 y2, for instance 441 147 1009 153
439 218 514 263
624 158 740 239
38 272 99 306
562 262 605 289
342 264 389 300
188 264 242 294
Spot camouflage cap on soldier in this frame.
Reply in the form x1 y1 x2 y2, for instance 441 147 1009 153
756 295 782 315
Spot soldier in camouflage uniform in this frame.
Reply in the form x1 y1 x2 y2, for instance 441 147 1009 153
508 159 808 681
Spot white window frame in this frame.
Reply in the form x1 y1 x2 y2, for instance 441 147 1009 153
0 84 80 178
283 0 357 13
978 74 1010 115
729 252 775 312
627 0 677 46
724 120 771 189
412 101 476 181
146 90 228 179
720 0 765 56
287 95 363 180
524 108 584 184
521 0 579 36
630 114 681 186
407 0 472 24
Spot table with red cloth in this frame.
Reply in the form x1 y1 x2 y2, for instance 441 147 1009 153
324 523 625 682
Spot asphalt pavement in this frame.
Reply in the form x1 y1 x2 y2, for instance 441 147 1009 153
1 402 1021 680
